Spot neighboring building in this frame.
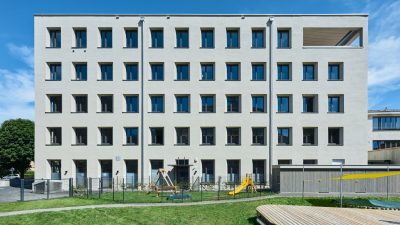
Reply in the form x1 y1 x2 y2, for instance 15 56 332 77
34 14 369 186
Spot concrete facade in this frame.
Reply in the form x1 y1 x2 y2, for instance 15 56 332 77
34 14 369 185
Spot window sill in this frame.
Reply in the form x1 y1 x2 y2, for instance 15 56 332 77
46 47 61 49
123 144 138 146
97 144 113 146
148 47 164 49
174 79 190 81
46 144 61 146
174 47 189 49
327 112 344 114
199 112 215 114
45 79 62 81
97 47 112 49
250 111 267 114
251 79 266 81
225 79 241 81
276 112 292 114
123 47 138 49
45 112 62 114
71 111 88 114
71 47 87 49
328 144 343 146
277 144 292 146
225 112 241 114
199 47 215 49
148 112 164 113
122 79 139 81
251 47 266 49
225 47 240 49
199 144 215 146
251 144 267 146
174 111 190 114
174 144 190 146
122 112 139 114
302 112 318 114
225 144 241 146
276 47 291 49
97 79 113 81
276 79 292 81
97 112 113 114
148 144 164 146
199 79 215 81
302 80 318 81
148 80 165 81
71 79 87 81
72 144 87 146
327 79 344 81
302 144 317 146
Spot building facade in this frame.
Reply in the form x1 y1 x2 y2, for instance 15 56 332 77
34 14 369 186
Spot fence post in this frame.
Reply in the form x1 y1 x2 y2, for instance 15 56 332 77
217 176 221 200
89 177 92 196
122 178 125 203
302 165 305 199
86 178 89 199
340 164 343 208
47 179 50 200
68 178 73 197
160 177 163 202
387 166 389 200
112 178 115 201
20 179 24 202
98 178 101 199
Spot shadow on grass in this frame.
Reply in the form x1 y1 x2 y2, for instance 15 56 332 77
305 198 338 207
247 216 258 225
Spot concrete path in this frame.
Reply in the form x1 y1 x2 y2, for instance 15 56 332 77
0 195 276 217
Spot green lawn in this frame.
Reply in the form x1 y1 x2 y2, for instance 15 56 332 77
0 197 334 225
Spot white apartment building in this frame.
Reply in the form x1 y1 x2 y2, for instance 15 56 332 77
368 109 400 152
34 14 369 186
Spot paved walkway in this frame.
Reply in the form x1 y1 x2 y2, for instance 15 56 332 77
0 195 276 217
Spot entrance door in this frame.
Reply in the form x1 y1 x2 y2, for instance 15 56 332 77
75 160 87 187
50 160 61 180
176 159 190 189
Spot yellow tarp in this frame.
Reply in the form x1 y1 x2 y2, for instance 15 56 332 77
331 171 400 180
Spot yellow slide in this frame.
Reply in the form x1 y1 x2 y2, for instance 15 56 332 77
228 174 257 196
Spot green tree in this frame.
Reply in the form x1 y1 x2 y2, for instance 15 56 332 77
0 119 34 178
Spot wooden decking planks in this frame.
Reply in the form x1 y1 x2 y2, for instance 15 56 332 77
256 205 400 225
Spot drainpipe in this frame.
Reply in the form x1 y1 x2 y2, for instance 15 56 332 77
139 16 145 186
267 16 274 188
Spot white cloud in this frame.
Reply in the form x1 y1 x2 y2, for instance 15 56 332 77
0 44 34 123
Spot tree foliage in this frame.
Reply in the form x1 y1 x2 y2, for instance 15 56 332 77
0 119 34 178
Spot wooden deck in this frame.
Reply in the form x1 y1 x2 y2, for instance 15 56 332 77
256 205 400 225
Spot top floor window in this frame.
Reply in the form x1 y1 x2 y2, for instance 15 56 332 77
277 64 290 81
176 64 189 81
176 29 189 48
74 29 86 48
125 64 138 81
49 29 61 48
125 29 138 48
252 64 265 81
151 29 163 48
373 117 400 130
74 63 87 81
226 29 239 48
100 64 113 81
201 29 214 48
329 63 342 81
252 29 265 48
277 29 290 48
100 29 112 48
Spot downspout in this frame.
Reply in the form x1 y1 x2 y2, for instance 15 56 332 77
268 17 274 188
139 16 145 186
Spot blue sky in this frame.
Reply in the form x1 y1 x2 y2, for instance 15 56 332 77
0 0 399 122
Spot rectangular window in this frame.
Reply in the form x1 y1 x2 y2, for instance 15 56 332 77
252 128 266 145
277 96 290 113
151 64 164 81
100 29 112 48
125 95 139 113
328 64 342 80
201 160 215 183
303 159 318 165
74 29 87 48
176 95 190 113
201 127 215 145
125 127 138 145
125 29 138 48
176 63 189 81
201 63 214 80
252 29 265 48
303 127 317 145
303 95 317 113
99 127 113 145
278 128 291 145
201 29 214 48
74 63 87 81
373 140 400 150
277 64 290 81
277 29 290 48
227 160 240 183
303 64 316 81
74 95 87 113
226 64 240 81
227 128 240 145
328 127 343 145
150 127 164 145
48 127 62 145
201 95 215 113
49 63 62 81
151 29 163 48
253 160 265 184
49 29 61 48
176 29 189 48
125 64 138 81
328 95 343 113
74 128 87 145
49 95 62 113
226 95 240 113
252 95 265 113
252 64 265 81
373 117 400 130
100 64 113 81
278 159 292 165
151 95 164 113
176 127 189 145
226 29 239 48
100 95 113 113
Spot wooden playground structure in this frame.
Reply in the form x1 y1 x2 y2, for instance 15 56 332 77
146 169 177 196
